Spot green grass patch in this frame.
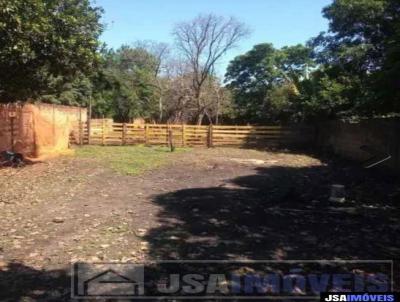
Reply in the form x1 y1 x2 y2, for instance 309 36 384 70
74 145 190 175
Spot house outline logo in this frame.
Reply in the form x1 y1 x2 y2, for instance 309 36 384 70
72 263 145 298
83 269 144 296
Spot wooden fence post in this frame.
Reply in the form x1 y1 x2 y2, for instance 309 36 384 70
208 124 213 148
102 119 106 146
182 124 186 147
87 119 91 145
168 126 175 152
87 97 92 145
145 124 149 145
79 121 83 145
122 123 127 145
166 124 169 145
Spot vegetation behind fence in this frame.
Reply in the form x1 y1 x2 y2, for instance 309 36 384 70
70 120 313 148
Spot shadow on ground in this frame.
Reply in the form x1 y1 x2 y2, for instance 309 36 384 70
145 161 400 261
0 263 70 301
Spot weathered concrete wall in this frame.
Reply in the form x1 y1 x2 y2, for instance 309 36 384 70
316 118 400 172
0 103 87 158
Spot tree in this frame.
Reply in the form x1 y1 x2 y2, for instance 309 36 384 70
225 43 313 123
91 46 161 122
310 0 400 115
225 0 400 123
133 41 170 122
201 77 234 125
0 0 103 102
173 14 249 124
158 56 233 125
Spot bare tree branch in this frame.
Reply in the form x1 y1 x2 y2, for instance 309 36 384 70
173 14 249 124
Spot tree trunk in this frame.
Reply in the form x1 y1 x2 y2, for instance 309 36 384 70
195 88 204 125
215 97 220 125
159 96 163 123
197 112 204 125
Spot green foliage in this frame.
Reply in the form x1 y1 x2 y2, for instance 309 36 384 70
225 43 313 122
226 0 400 123
40 73 93 106
310 0 400 115
267 84 301 123
0 0 103 102
91 46 160 122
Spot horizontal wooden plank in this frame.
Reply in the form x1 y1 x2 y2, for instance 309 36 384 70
213 129 293 134
147 131 168 134
213 125 283 129
125 134 144 137
126 126 145 129
185 126 209 130
213 134 287 139
185 131 209 134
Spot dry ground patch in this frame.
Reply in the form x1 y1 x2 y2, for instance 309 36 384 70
0 146 399 300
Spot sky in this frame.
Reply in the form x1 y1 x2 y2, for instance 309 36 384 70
94 0 332 75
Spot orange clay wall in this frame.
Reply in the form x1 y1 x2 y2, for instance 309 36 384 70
0 103 87 158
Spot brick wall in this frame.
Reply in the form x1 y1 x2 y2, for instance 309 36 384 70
0 103 87 158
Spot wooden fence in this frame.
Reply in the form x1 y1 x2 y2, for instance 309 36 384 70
70 120 313 148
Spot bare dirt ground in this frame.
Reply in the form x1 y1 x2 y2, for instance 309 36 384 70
0 147 399 300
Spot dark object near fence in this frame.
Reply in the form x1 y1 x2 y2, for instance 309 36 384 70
0 151 25 167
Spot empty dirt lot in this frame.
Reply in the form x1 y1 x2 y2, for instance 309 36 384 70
0 147 399 300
